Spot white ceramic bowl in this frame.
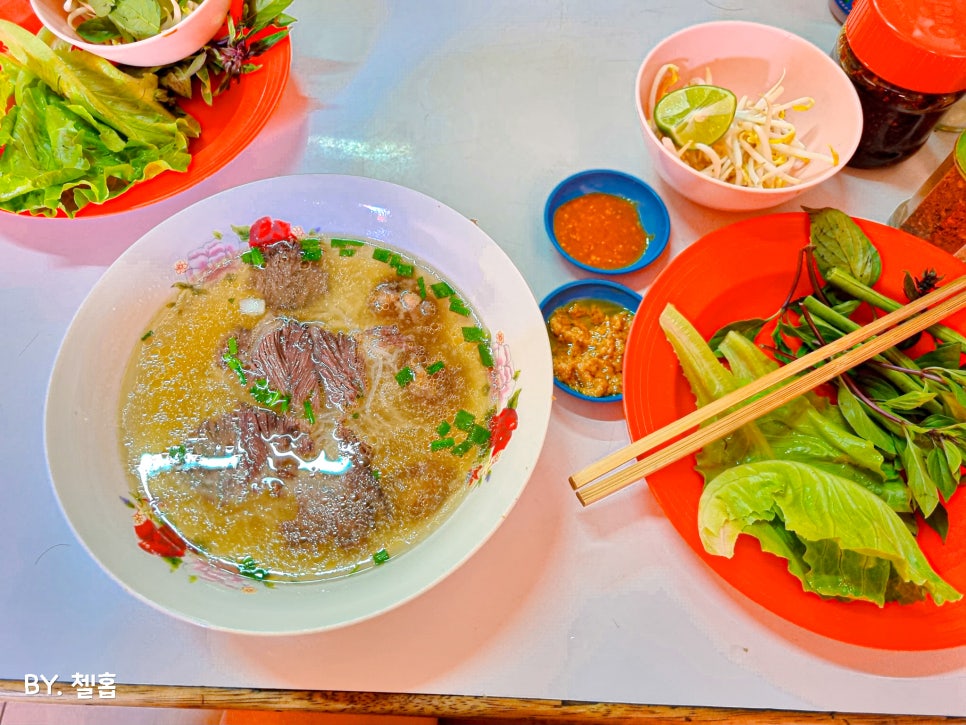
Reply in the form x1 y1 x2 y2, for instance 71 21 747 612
635 21 862 212
30 0 231 66
44 174 554 634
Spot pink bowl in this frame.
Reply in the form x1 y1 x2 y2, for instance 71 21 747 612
635 21 862 212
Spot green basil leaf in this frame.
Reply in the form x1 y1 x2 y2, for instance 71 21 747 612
900 430 940 517
109 0 162 41
837 383 897 455
806 206 882 287
708 318 767 354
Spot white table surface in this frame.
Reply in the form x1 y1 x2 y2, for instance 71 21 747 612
2 0 964 718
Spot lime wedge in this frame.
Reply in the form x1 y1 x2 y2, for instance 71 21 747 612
653 85 737 147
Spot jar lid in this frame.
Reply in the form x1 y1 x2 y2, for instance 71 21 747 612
845 0 966 94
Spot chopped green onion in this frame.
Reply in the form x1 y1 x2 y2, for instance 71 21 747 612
449 297 471 316
331 238 364 248
426 360 445 375
431 281 455 298
454 409 475 432
417 277 427 299
468 424 491 446
168 444 187 462
373 548 390 564
431 437 455 451
436 420 452 436
303 399 316 425
241 248 265 266
300 237 322 261
394 262 415 277
223 353 248 385
478 343 494 368
140 330 153 341
373 247 393 263
238 555 269 581
250 378 290 412
227 336 238 356
395 366 415 387
451 440 473 456
372 469 381 480
462 326 486 342
339 249 357 257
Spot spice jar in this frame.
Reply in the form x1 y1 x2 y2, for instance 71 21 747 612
835 0 966 169
890 131 966 256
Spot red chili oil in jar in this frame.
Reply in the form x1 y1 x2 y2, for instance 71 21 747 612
836 0 966 169
552 193 652 270
892 130 966 256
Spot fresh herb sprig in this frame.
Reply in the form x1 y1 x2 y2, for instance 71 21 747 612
149 0 296 106
707 206 966 542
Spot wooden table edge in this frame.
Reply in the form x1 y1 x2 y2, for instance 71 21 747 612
1 681 964 723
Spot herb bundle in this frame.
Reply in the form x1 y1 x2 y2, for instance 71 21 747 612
143 0 295 106
662 207 966 606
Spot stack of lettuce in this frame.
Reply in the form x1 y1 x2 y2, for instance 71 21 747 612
0 21 199 217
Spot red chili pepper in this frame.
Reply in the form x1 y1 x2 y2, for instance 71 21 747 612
249 216 294 248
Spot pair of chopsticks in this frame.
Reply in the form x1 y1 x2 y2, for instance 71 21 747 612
571 276 966 507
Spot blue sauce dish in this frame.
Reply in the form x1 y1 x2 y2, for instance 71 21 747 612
544 169 670 275
540 279 643 403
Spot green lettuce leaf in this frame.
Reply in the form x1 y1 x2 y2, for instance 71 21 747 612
698 460 961 606
0 20 200 217
660 304 905 508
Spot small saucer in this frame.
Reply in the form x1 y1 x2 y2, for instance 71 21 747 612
540 279 643 403
544 169 670 274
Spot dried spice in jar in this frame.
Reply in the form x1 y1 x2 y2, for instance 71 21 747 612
835 0 966 169
892 131 966 257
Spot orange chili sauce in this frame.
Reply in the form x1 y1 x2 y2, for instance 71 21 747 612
552 192 652 270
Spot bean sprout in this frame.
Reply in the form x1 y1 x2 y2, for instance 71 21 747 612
62 0 200 41
649 64 838 189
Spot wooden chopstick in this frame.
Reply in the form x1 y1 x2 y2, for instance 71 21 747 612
572 277 966 507
571 275 966 492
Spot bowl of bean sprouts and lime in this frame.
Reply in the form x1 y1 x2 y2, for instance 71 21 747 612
635 20 863 211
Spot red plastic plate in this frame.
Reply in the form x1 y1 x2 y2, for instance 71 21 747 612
623 211 966 650
1 0 291 217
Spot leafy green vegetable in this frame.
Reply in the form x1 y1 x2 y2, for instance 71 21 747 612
660 207 966 606
72 0 185 44
149 0 296 105
805 206 881 287
0 21 199 217
698 460 961 606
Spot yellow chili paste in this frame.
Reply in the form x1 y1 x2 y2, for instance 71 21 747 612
547 299 633 398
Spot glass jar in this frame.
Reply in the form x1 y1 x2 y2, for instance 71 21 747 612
890 131 966 256
836 0 966 169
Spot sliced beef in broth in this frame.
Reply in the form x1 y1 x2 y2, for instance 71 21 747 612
197 404 313 502
279 425 388 550
308 326 366 411
251 241 328 311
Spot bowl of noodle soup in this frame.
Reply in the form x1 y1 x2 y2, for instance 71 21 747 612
44 174 554 634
